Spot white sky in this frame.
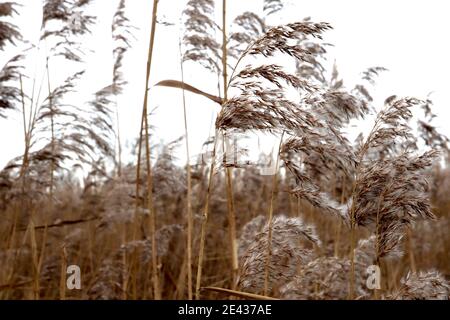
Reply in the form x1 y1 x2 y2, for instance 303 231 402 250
1 0 449 170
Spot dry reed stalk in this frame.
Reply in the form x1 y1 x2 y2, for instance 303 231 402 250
178 37 193 300
263 131 284 295
222 135 239 290
36 219 49 297
1 218 29 299
333 177 346 257
28 211 39 299
202 286 279 300
19 74 29 182
193 0 239 299
112 0 135 177
225 152 238 289
216 20 332 296
133 110 145 243
45 59 55 201
137 0 160 300
59 244 67 300
174 252 188 299
406 227 416 272
195 130 218 299
109 0 136 295
221 0 239 290
40 58 55 292
121 221 128 299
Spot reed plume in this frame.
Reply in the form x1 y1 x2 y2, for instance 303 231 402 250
0 54 22 117
263 0 283 16
391 270 449 300
0 2 21 50
0 2 21 118
237 215 320 294
182 0 220 73
111 0 135 177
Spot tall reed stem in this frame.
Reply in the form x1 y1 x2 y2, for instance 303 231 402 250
264 131 284 296
178 38 193 299
45 58 55 201
135 0 160 300
59 244 67 300
220 0 239 289
19 75 30 181
195 129 218 300
133 111 144 241
195 0 238 299
114 100 122 177
406 227 416 272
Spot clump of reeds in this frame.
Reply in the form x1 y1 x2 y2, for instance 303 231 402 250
214 15 446 300
390 270 449 300
0 1 449 302
279 257 367 300
88 224 181 300
41 0 95 61
237 215 266 258
237 215 320 294
278 236 377 299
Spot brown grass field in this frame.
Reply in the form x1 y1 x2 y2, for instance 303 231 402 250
0 0 449 300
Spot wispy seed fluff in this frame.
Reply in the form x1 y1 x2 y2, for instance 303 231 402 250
237 215 320 294
391 270 449 300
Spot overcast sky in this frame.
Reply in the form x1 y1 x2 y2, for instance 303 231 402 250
1 0 449 170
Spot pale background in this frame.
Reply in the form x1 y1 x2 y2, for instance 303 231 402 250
1 0 449 170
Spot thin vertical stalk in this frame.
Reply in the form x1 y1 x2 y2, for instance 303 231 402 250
406 227 416 272
133 111 145 240
349 213 356 299
196 0 237 299
221 0 239 289
29 212 39 299
374 192 385 299
334 176 346 257
222 134 238 286
59 244 67 300
19 75 29 180
121 222 128 299
115 100 123 177
45 58 55 201
130 111 145 299
136 0 160 300
264 131 284 296
195 129 218 300
221 0 227 105
179 39 193 300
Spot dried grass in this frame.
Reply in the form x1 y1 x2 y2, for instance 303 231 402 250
0 1 448 301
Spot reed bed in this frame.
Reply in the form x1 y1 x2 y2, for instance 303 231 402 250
0 0 448 300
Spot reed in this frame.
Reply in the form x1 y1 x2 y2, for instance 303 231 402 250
0 0 448 302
